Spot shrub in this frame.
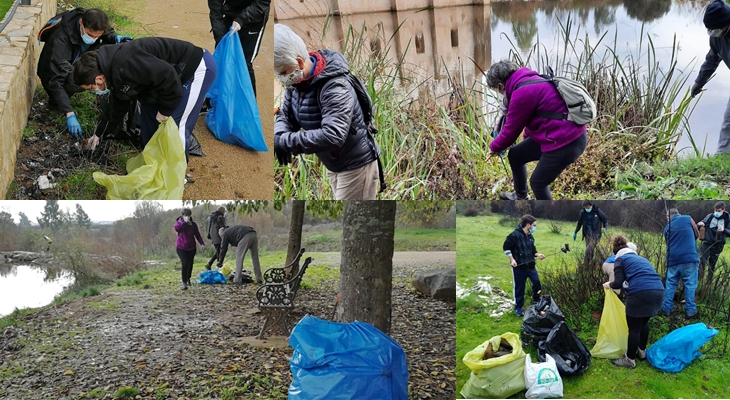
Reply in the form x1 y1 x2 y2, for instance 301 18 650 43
464 207 479 217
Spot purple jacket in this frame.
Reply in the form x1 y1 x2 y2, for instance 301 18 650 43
489 68 587 153
175 218 204 251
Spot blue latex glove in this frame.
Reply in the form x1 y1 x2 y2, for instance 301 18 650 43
66 114 82 138
115 35 133 43
573 232 577 241
604 228 608 234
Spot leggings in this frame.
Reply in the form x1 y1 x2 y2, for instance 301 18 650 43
625 315 650 360
177 248 196 284
508 132 587 200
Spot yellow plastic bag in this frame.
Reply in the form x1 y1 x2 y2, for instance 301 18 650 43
93 118 186 199
590 288 628 359
219 264 233 278
461 332 526 399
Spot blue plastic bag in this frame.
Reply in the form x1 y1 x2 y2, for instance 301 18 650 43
205 30 268 151
196 270 227 284
647 323 718 373
288 315 408 400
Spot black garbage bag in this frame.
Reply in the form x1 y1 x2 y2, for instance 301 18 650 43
537 321 591 377
189 133 205 157
97 95 141 141
521 296 566 348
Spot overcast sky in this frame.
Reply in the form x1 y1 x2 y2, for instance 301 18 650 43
0 201 207 223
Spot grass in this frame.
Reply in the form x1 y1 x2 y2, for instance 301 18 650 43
274 12 723 200
456 215 730 398
300 227 455 252
0 0 13 25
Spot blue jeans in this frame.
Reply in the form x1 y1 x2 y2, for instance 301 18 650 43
662 262 698 315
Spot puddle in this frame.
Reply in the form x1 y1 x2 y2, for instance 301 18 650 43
0 264 74 317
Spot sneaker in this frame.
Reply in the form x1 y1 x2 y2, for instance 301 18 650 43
687 311 699 319
637 349 646 361
516 307 524 317
500 192 531 201
181 282 188 290
205 264 212 271
612 355 636 369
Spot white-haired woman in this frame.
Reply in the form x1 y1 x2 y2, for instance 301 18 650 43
273 23 380 200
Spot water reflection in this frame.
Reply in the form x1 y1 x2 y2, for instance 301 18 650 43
275 5 492 101
491 0 720 154
277 0 724 154
0 264 74 316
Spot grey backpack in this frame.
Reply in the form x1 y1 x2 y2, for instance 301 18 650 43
515 66 596 125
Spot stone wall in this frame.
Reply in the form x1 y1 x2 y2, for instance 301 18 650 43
0 0 57 197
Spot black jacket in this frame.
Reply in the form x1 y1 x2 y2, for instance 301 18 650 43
37 8 117 114
575 207 608 241
503 227 538 270
701 211 730 244
207 211 227 244
275 49 379 173
218 225 255 264
208 0 270 39
93 37 203 136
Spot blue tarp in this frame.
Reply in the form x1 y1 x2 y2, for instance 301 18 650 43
196 270 227 284
288 315 408 400
647 322 718 373
205 29 268 151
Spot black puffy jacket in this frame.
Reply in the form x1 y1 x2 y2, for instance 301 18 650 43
37 8 117 114
275 49 379 173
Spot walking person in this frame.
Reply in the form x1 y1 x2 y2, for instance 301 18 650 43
697 201 730 282
273 24 382 200
208 0 270 97
603 235 665 369
217 225 262 284
73 37 217 161
486 59 588 200
573 201 609 263
205 206 227 270
690 0 730 154
175 209 205 290
37 7 129 138
503 214 545 316
662 208 700 317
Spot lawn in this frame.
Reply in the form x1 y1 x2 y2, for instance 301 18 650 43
456 214 730 399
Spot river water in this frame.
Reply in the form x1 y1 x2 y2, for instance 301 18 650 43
0 264 74 317
277 0 726 155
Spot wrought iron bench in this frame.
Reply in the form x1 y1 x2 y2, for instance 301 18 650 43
255 253 312 339
263 248 304 284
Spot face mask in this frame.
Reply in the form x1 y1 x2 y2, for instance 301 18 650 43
91 81 109 96
277 69 304 88
708 27 729 38
585 207 592 213
714 212 723 218
183 216 190 222
529 226 537 234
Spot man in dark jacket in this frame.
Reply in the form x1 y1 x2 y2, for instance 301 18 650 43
503 214 545 316
205 206 227 270
690 0 730 154
208 0 269 96
72 37 217 161
573 200 608 263
662 208 700 317
37 8 127 138
217 225 262 284
697 201 730 282
273 24 380 200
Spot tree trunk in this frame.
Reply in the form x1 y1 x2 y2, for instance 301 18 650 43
334 200 396 334
286 200 305 267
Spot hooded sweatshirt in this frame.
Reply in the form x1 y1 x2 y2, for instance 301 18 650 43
489 67 587 154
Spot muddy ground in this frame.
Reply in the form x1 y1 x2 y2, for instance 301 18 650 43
6 0 273 200
0 252 456 399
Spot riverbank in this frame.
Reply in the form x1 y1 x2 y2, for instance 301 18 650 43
0 251 456 399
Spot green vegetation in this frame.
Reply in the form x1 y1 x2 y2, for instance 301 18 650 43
301 227 455 252
113 386 139 399
456 215 730 398
275 13 725 200
0 0 13 24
